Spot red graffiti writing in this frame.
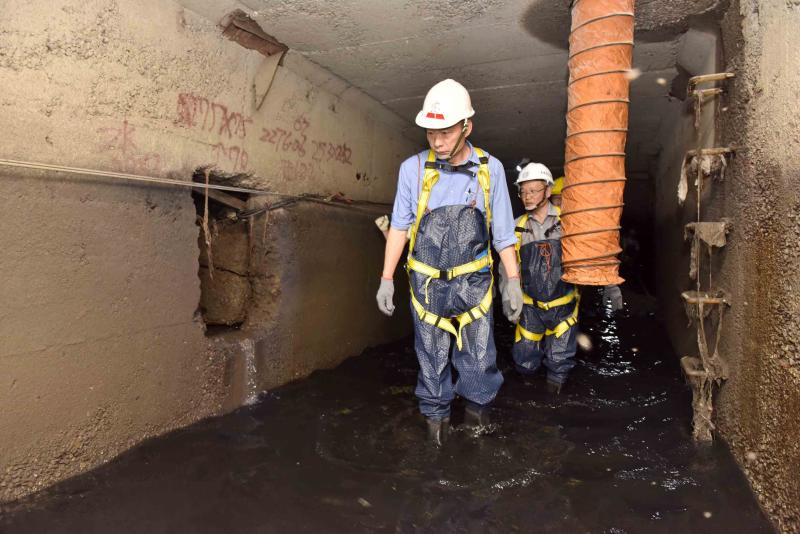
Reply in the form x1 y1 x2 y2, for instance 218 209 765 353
260 127 307 157
176 93 252 140
279 159 314 182
259 114 311 157
96 119 162 174
311 140 352 165
293 115 310 132
260 114 352 165
210 142 249 173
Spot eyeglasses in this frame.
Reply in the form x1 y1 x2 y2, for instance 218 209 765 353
519 188 547 197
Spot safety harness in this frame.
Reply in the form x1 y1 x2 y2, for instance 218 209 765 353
407 148 493 350
514 293 580 342
513 209 580 343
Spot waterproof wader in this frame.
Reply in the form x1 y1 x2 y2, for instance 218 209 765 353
512 212 579 385
407 149 503 419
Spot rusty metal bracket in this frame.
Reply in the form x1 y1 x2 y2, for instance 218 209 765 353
687 72 735 129
687 72 735 92
692 88 724 128
681 289 729 308
685 146 737 158
678 70 736 443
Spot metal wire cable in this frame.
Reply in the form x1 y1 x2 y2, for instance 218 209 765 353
0 157 392 211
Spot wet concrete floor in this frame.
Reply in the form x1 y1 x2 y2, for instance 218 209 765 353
1 290 772 533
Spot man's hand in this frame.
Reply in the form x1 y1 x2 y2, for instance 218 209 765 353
502 277 524 323
374 215 390 232
374 215 390 239
602 284 624 312
376 278 395 316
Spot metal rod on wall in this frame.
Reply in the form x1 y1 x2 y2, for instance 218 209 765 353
0 158 393 210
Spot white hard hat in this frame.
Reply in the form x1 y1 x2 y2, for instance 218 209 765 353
415 79 475 129
515 162 553 187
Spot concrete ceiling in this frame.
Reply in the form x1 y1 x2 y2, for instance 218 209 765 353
239 0 724 172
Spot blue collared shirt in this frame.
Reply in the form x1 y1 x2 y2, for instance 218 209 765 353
390 144 517 251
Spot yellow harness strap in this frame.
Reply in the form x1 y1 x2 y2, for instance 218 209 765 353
513 206 562 264
522 289 577 310
407 147 494 343
476 148 492 231
514 294 581 343
516 210 578 311
514 213 529 265
408 149 493 267
513 206 579 344
411 279 494 350
408 254 491 303
407 150 439 261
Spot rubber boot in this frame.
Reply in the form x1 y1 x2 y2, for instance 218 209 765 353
464 401 491 428
426 417 450 447
546 378 564 395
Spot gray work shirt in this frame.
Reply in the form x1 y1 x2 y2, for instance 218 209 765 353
517 202 562 245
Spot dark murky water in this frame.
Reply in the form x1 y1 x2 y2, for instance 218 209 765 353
1 289 772 533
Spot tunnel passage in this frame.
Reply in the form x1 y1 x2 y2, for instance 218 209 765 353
2 0 798 529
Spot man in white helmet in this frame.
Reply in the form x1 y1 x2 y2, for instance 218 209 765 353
501 162 579 393
375 79 523 445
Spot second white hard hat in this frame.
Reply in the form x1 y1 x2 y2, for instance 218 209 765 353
415 79 475 129
515 162 553 187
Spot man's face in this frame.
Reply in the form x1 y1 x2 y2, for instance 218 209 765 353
518 180 551 210
426 120 472 160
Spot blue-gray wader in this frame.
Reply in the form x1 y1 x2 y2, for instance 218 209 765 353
407 148 503 420
511 212 579 385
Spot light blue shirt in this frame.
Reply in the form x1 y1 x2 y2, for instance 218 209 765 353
390 144 517 252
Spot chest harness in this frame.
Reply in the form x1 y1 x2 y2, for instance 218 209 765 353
406 148 494 350
513 209 580 343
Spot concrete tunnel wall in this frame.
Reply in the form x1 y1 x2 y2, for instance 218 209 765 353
0 0 416 501
653 2 800 531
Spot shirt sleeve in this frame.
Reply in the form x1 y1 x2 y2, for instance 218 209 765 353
488 157 517 251
389 156 417 231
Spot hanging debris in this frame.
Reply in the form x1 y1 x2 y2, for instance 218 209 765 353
680 355 715 441
201 168 215 278
684 220 732 282
677 148 735 205
681 289 731 441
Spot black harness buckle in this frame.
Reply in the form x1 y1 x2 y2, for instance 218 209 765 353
424 160 478 178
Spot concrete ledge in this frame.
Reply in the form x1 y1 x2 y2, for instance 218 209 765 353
244 200 411 392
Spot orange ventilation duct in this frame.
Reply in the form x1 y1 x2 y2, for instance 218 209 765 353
561 0 633 286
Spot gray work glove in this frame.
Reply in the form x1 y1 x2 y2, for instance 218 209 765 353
501 277 524 323
602 284 624 312
374 215 390 232
376 278 395 316
497 267 507 296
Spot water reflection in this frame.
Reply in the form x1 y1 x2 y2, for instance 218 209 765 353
1 288 773 533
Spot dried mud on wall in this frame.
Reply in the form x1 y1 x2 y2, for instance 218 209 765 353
0 0 415 502
654 2 800 531
713 2 800 530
